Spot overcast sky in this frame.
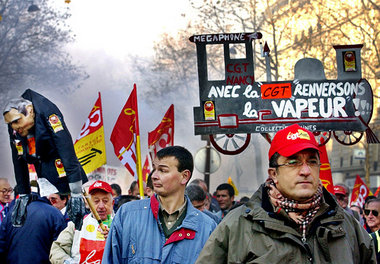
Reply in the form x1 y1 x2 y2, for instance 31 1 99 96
60 0 199 164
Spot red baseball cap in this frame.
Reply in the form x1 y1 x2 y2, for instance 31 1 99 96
333 185 346 195
268 124 319 160
88 180 112 194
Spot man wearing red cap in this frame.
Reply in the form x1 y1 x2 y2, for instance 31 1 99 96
197 124 375 263
333 183 360 221
50 180 114 264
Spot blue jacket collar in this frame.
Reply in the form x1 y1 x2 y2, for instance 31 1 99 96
150 194 200 232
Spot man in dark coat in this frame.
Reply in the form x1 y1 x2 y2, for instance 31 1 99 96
196 124 375 263
0 194 66 264
3 89 88 229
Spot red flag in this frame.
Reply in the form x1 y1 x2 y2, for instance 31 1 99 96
75 93 106 174
110 86 139 178
350 175 373 208
142 155 151 182
148 104 174 161
374 186 380 197
318 144 334 194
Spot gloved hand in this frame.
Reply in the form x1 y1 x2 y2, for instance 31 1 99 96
66 193 86 230
67 180 86 230
11 194 30 227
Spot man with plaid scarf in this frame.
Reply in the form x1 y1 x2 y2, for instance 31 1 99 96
197 124 375 263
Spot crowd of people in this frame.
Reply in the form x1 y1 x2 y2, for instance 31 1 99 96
0 125 379 263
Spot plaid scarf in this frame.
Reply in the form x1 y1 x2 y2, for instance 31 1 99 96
265 178 323 242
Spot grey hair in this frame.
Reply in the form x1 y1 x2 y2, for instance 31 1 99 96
3 98 32 116
191 178 206 185
366 198 380 206
186 184 206 202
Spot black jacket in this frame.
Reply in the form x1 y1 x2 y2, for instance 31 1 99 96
7 89 88 194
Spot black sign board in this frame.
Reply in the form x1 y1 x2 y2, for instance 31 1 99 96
194 79 373 135
191 33 375 136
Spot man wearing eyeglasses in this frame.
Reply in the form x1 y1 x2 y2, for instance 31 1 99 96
365 198 380 233
197 124 375 263
0 178 13 226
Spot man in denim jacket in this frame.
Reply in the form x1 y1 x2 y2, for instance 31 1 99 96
102 146 217 264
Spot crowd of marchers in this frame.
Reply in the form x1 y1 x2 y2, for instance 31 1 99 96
0 125 379 263
0 90 377 263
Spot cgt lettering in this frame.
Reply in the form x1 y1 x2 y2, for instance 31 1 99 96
355 185 368 207
261 83 291 99
227 63 249 73
287 132 300 140
77 109 101 141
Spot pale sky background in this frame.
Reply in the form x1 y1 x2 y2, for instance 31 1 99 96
61 0 268 195
64 0 191 57
60 0 206 166
53 0 208 180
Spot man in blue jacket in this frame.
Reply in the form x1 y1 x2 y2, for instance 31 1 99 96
3 89 88 229
102 146 217 264
0 193 66 264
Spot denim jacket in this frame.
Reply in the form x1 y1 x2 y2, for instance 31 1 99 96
102 194 217 264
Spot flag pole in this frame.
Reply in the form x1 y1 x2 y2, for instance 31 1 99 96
134 84 144 198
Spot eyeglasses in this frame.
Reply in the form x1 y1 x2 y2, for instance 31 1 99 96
276 159 321 169
335 194 348 200
0 188 13 195
364 209 379 217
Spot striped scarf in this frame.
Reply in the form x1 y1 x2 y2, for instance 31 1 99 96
265 178 323 242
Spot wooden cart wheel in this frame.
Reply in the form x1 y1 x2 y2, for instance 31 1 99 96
333 131 364 145
209 133 251 155
313 131 331 146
